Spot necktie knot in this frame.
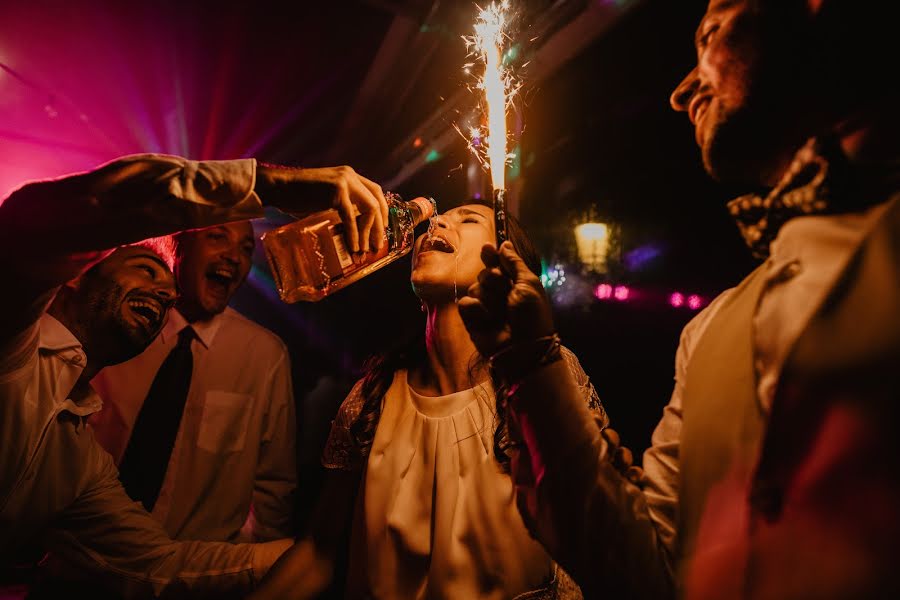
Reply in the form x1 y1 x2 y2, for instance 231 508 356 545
177 326 195 348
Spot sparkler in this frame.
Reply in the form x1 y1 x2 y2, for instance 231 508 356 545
464 1 518 246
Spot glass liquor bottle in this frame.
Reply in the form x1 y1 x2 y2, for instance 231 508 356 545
262 194 436 302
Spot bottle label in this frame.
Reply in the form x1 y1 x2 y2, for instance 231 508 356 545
330 225 354 272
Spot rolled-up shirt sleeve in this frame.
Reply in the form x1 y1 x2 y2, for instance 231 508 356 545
505 293 730 599
640 336 687 562
45 433 288 598
0 154 261 258
0 154 263 358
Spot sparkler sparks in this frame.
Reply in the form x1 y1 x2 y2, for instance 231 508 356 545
461 1 521 244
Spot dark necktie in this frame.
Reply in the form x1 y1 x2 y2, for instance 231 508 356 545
118 326 195 511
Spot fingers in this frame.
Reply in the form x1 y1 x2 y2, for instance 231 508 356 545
253 164 387 253
357 175 388 252
335 185 361 254
497 241 535 282
477 266 511 309
357 209 376 254
601 427 621 448
457 295 491 331
613 446 634 473
600 427 643 485
480 243 501 269
345 177 380 254
330 167 386 254
625 466 644 485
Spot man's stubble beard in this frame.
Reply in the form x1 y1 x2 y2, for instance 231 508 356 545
81 281 151 365
701 96 806 190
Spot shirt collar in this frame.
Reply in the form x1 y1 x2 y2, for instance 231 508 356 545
159 307 225 349
39 315 103 415
39 313 84 353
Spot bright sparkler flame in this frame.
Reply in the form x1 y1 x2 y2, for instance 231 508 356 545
463 1 517 191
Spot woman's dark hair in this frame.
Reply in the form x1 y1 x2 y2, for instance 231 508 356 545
349 200 542 468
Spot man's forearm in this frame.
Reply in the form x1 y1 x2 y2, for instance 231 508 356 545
0 154 261 261
0 154 262 341
508 360 674 598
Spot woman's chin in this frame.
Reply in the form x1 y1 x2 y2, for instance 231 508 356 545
411 281 461 307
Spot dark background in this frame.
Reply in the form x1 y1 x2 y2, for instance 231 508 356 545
0 0 758 520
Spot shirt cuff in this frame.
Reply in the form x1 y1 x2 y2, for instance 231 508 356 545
250 538 294 583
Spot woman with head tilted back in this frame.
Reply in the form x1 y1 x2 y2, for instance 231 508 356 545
252 201 607 599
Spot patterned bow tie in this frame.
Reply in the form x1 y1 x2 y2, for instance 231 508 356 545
727 137 891 259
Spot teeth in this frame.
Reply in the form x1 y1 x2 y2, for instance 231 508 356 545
425 235 455 253
213 268 233 279
128 299 160 319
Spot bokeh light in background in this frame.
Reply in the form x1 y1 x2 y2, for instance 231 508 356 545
0 1 391 197
574 221 610 272
1 0 757 464
595 283 613 300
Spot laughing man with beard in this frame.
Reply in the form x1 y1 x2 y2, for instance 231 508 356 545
458 0 900 598
91 220 298 544
0 153 391 597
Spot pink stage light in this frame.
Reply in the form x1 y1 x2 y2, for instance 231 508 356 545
687 294 703 310
613 285 630 301
669 292 684 308
595 283 613 300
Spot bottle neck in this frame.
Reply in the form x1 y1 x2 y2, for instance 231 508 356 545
407 197 436 227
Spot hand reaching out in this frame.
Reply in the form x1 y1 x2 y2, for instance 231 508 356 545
256 164 389 254
458 241 555 358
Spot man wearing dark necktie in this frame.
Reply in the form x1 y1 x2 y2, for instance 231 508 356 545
93 220 297 543
0 154 391 597
118 325 196 512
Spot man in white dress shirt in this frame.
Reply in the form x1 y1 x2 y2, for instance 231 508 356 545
0 154 389 597
459 0 900 598
91 220 297 542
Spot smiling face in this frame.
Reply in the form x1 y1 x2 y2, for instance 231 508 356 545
72 245 177 364
174 221 255 321
410 204 496 304
670 0 814 186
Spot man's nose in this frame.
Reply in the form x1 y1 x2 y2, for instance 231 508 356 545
219 244 241 264
153 281 177 303
670 66 699 112
434 215 450 230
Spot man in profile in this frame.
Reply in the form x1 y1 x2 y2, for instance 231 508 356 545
459 0 900 597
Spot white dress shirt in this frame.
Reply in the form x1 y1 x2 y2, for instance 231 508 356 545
91 307 296 542
641 200 894 560
0 314 285 595
0 154 291 597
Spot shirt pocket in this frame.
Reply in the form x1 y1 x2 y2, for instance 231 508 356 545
197 391 254 453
